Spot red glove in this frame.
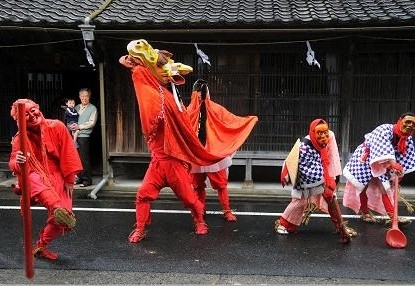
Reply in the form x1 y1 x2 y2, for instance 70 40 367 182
389 162 403 172
322 178 336 200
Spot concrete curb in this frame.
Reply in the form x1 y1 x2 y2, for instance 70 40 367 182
1 177 415 203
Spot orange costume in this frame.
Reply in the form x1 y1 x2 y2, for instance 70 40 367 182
9 99 82 260
120 39 254 242
131 65 230 164
187 84 258 220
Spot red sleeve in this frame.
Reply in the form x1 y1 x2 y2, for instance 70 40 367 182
51 121 83 183
8 135 20 173
64 173 76 185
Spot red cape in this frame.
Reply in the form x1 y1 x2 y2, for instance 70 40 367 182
187 90 258 155
131 65 256 166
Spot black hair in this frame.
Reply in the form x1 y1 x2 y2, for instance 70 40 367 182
399 112 415 119
62 97 76 105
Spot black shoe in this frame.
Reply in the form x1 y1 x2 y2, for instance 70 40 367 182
75 179 83 185
80 182 92 187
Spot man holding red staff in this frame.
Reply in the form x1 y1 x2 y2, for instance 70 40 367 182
9 99 82 260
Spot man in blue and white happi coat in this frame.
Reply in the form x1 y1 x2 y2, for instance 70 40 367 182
277 119 355 244
343 112 415 225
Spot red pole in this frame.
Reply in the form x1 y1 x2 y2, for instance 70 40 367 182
17 102 35 279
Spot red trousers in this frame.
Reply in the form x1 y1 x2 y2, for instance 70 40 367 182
191 169 231 212
135 157 205 228
29 172 73 246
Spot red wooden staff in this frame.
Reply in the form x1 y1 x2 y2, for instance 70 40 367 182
17 102 35 279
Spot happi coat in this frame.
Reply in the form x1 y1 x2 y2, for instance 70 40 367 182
343 124 415 214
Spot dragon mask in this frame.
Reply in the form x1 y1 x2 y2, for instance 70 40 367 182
125 39 193 85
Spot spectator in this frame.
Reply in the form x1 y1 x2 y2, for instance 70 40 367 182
62 98 80 147
69 88 97 187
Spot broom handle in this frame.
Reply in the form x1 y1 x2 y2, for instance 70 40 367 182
393 175 399 229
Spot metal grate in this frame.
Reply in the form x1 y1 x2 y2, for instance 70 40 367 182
348 51 415 151
27 72 64 121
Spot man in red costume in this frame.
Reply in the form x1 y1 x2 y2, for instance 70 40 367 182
120 39 256 242
187 80 258 221
9 99 83 260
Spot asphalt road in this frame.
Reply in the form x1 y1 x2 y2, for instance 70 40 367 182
0 197 414 284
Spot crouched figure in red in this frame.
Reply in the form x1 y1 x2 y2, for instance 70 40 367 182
120 39 252 242
9 99 83 260
277 119 355 244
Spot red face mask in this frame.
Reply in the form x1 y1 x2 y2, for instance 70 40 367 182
25 103 43 129
314 123 330 147
10 99 44 129
400 115 415 136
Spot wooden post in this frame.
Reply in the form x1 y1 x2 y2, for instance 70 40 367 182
340 37 355 182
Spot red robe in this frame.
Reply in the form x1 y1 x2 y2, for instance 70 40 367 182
9 118 83 248
9 119 83 199
131 65 255 166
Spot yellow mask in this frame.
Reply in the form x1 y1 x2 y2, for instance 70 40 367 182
127 39 193 85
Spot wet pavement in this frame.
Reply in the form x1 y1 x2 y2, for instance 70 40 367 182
1 197 415 284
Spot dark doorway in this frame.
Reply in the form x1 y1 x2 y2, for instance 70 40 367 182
62 69 102 176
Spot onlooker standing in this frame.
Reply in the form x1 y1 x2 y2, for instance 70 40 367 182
70 88 97 187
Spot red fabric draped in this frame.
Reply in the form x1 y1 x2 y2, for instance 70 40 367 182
131 65 249 166
9 120 83 189
308 119 331 185
187 91 258 155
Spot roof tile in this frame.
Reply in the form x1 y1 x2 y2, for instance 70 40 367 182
1 0 414 28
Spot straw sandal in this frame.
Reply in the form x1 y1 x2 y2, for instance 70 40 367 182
361 212 378 223
274 219 288 235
